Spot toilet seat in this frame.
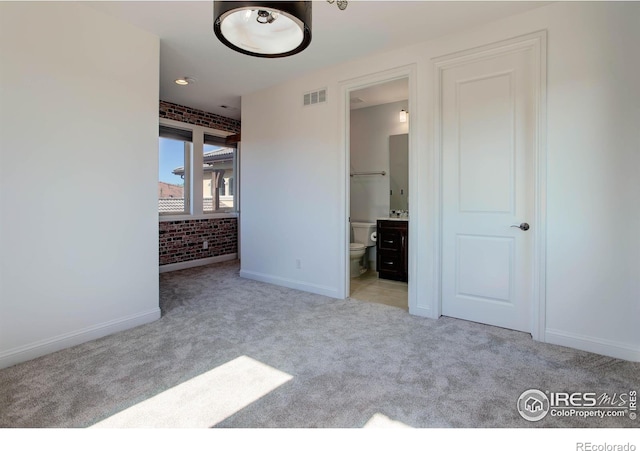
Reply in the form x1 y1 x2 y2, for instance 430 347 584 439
350 243 366 251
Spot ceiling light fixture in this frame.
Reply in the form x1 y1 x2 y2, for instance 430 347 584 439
213 1 347 58
326 0 348 11
213 1 312 58
175 77 195 86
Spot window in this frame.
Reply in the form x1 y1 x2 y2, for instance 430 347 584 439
203 134 236 212
158 126 192 215
159 121 237 217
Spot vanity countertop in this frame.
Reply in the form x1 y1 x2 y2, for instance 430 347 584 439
378 217 409 221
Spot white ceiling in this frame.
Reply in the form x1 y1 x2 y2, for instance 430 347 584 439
350 77 408 110
87 1 549 120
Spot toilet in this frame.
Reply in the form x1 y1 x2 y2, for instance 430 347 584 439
350 222 377 278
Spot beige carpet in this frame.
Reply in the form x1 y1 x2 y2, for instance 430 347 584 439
0 260 638 428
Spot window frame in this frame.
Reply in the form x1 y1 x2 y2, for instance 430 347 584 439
158 133 191 216
159 118 239 221
202 139 236 214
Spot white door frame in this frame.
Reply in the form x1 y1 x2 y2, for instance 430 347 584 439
432 31 548 340
338 64 418 309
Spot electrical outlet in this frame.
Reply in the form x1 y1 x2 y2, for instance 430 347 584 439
296 259 302 269
203 240 208 250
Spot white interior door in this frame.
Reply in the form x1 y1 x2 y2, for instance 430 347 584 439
440 45 535 333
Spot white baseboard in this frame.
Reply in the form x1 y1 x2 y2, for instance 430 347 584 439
545 328 640 362
159 254 237 273
409 305 435 319
0 309 161 370
239 269 341 299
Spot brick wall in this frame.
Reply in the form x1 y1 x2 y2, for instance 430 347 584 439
159 218 237 266
159 100 241 134
159 100 240 267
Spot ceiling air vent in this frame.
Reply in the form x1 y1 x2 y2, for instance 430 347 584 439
303 88 327 107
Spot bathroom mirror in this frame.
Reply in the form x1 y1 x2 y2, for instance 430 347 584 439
389 133 408 211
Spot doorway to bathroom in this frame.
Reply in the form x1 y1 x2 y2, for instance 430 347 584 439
346 75 410 310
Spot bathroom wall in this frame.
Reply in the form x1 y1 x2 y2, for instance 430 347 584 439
158 101 240 270
350 100 409 223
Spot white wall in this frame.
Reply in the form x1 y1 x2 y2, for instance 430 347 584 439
540 3 640 360
241 1 640 361
0 3 160 368
350 100 408 223
240 81 342 297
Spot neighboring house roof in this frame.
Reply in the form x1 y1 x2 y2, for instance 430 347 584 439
158 181 183 198
204 147 234 162
172 147 234 176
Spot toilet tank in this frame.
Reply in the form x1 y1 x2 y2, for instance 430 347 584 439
351 222 376 246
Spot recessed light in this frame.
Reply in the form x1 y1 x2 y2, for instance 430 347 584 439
175 77 195 86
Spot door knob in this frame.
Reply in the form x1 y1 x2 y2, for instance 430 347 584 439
511 222 530 231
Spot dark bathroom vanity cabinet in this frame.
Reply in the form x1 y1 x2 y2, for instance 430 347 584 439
376 219 408 282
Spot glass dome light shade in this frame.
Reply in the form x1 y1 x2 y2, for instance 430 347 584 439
214 1 312 58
